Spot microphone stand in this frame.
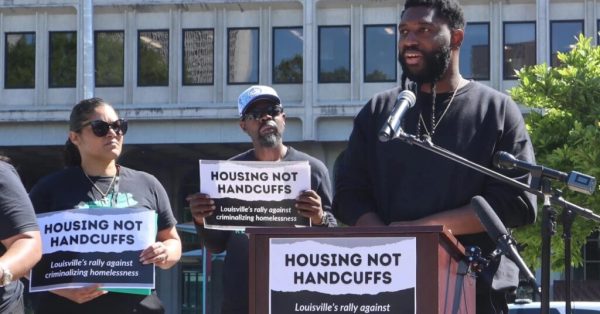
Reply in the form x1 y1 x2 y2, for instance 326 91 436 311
539 179 556 314
392 132 600 314
562 201 575 314
528 164 595 314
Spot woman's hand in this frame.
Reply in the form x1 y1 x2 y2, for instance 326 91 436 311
140 227 181 269
139 241 169 265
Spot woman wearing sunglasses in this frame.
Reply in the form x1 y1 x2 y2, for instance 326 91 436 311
29 98 181 314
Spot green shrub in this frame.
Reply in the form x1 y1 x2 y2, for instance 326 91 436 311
510 34 600 271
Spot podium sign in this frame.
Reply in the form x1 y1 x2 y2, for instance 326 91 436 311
248 226 475 314
269 237 416 313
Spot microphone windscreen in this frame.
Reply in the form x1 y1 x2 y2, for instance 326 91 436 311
493 151 516 170
398 89 417 107
471 195 508 240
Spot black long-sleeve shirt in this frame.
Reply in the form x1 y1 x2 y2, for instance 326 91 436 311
334 81 536 263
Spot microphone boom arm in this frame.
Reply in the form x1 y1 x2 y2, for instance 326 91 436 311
395 133 600 224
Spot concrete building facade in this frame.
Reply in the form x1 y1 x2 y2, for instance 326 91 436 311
0 0 598 312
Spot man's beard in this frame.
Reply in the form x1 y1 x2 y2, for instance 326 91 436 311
257 121 282 147
258 132 281 147
398 45 451 84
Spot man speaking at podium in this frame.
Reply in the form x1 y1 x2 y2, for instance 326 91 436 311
333 0 536 313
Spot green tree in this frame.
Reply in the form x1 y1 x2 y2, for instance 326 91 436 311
6 34 35 88
320 67 350 83
49 32 77 87
510 34 600 271
138 33 169 86
365 70 391 82
96 32 124 87
274 54 302 84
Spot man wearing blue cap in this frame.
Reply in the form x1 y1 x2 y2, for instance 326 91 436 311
187 85 337 314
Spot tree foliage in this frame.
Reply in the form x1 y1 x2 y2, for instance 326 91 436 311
49 32 77 87
274 54 302 84
319 67 350 83
6 34 35 88
510 34 600 272
96 32 124 87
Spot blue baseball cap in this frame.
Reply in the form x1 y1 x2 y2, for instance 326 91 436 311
237 85 281 116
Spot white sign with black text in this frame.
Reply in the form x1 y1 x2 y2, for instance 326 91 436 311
269 237 417 314
200 160 311 230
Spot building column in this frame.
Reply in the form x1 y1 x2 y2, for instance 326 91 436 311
80 0 94 99
585 0 596 39
489 0 501 91
302 0 315 141
537 0 549 66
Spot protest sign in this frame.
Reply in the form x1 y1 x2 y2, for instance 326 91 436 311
199 160 311 230
30 208 156 293
269 237 417 314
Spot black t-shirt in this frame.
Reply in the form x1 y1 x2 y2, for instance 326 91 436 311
28 165 177 314
0 161 39 312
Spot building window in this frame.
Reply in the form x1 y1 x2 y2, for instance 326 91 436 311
49 31 76 88
364 25 396 82
5 32 35 89
550 20 583 67
182 29 214 86
138 30 169 87
574 232 600 281
460 23 489 80
319 26 350 83
273 27 303 84
227 28 259 84
597 20 600 45
95 31 124 87
503 22 536 80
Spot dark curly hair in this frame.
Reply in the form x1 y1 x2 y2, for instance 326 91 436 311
403 0 465 30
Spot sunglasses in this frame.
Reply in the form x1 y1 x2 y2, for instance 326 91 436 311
242 105 283 121
80 119 128 137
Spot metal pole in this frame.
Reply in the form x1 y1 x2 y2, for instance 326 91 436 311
202 246 207 314
82 0 94 98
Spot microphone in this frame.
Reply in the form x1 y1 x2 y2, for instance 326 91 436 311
471 195 538 288
378 90 417 142
494 151 596 195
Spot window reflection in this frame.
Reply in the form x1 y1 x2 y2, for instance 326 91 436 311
138 30 169 87
503 22 536 80
319 26 350 83
460 23 489 80
95 31 124 87
5 32 35 89
550 21 583 67
183 29 214 85
364 25 396 82
228 28 259 84
49 31 77 88
273 27 303 84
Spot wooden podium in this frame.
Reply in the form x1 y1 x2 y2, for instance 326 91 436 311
247 225 475 314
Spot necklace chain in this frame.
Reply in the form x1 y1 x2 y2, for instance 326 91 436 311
418 82 461 138
83 171 116 199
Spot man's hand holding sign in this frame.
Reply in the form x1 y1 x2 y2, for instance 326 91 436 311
188 160 325 230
